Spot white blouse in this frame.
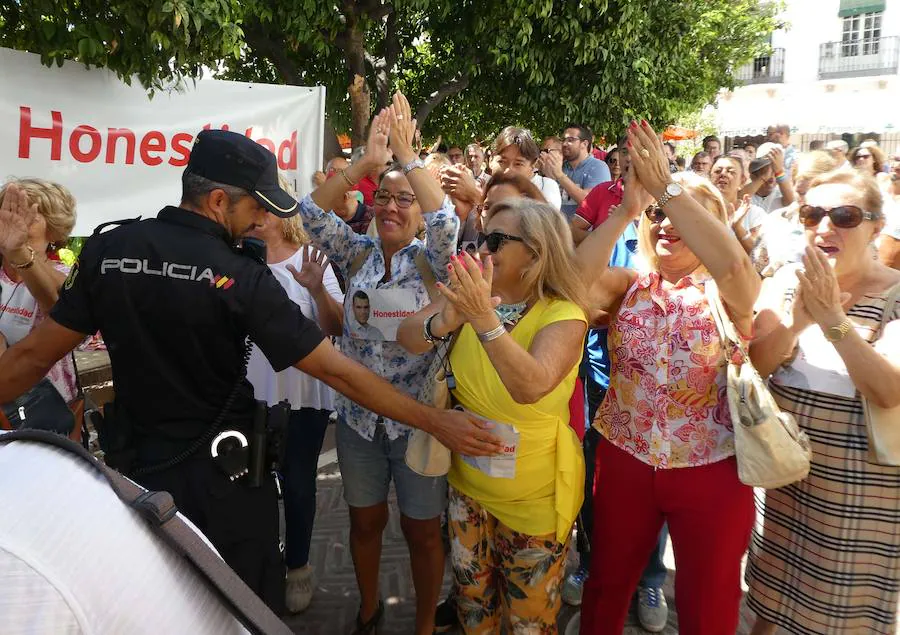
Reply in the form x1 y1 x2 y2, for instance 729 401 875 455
246 248 344 412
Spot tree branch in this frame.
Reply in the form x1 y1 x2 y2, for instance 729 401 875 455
243 22 302 85
414 73 470 127
376 11 399 110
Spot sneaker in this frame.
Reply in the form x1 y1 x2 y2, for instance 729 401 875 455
285 565 314 613
637 586 668 633
433 595 458 633
563 611 581 635
561 566 587 607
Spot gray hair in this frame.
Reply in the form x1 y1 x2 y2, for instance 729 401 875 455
181 173 249 207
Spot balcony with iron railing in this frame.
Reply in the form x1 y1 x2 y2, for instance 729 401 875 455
819 35 900 79
735 48 785 84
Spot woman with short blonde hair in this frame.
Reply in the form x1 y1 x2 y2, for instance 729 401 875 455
0 178 79 423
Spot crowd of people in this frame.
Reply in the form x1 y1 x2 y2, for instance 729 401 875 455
1 93 900 635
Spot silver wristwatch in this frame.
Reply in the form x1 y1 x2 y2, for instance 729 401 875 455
402 158 425 175
656 182 684 208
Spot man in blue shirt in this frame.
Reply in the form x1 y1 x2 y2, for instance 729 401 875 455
543 123 611 219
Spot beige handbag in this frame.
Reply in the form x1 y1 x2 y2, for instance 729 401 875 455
405 251 455 477
406 336 456 476
706 280 812 489
862 282 900 466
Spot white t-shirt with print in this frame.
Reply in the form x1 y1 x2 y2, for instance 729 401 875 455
0 264 77 402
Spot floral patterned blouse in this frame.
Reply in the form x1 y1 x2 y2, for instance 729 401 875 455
593 268 739 468
297 194 458 441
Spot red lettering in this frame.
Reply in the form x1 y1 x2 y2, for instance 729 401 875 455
169 132 193 167
277 131 297 170
139 131 166 166
106 128 136 164
69 125 102 162
18 107 62 160
256 137 275 153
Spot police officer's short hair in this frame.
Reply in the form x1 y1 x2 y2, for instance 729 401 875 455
352 290 370 303
181 173 250 207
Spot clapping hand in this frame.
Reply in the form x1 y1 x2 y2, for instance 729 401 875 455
436 251 501 324
287 246 330 296
363 108 392 171
440 164 482 204
542 149 564 180
626 121 671 200
388 91 417 164
795 246 852 330
619 164 652 218
0 183 39 256
731 194 753 231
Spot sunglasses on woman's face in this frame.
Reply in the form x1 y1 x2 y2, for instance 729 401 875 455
644 204 666 223
476 231 527 253
373 189 417 208
798 204 880 229
855 153 872 160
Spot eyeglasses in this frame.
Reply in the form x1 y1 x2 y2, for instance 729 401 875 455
562 136 584 144
607 157 619 165
373 189 417 208
644 204 666 223
476 231 528 253
540 148 562 154
855 153 873 160
798 204 880 228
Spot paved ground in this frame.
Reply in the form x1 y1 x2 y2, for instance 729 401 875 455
285 424 756 634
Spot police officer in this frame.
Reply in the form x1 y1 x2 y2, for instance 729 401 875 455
0 130 502 613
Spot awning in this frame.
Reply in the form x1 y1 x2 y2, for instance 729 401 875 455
838 0 885 17
662 126 697 141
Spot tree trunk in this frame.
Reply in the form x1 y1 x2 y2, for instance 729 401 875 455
414 74 471 129
323 118 344 162
344 19 370 148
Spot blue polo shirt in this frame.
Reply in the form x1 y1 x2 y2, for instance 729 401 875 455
580 221 639 389
560 155 611 218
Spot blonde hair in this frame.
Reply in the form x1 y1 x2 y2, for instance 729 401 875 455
0 178 76 244
636 171 730 271
807 169 884 216
276 173 309 246
484 198 589 313
795 150 841 182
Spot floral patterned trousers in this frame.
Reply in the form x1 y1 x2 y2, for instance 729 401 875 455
448 487 569 634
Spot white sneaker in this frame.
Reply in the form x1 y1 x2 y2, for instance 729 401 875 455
637 586 668 633
285 565 314 613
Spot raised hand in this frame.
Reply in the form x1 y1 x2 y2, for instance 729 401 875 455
364 108 391 170
388 91 417 164
626 121 671 200
542 150 564 180
0 183 39 256
620 163 652 218
440 164 482 204
287 246 330 296
795 245 852 330
731 194 753 230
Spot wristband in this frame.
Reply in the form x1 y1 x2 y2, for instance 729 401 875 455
423 313 451 345
9 245 36 270
477 322 506 343
774 171 787 182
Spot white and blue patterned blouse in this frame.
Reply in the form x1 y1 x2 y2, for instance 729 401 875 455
297 193 458 441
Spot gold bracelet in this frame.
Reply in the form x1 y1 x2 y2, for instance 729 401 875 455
339 169 355 187
9 245 36 270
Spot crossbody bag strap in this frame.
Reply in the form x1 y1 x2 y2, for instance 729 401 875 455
704 278 747 360
0 429 292 635
875 281 900 338
413 250 440 303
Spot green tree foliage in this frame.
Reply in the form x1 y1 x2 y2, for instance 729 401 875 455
1 0 779 147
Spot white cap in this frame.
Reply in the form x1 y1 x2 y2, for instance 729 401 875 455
825 139 849 152
755 142 782 159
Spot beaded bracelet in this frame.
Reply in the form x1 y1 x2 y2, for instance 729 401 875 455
774 171 787 182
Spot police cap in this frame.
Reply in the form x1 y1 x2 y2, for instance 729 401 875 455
185 129 298 218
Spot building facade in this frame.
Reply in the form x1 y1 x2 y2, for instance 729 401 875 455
716 0 900 150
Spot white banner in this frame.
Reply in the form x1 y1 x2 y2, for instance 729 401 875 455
0 47 325 236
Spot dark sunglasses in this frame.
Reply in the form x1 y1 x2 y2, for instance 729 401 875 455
798 204 880 228
644 204 666 223
373 189 417 208
476 231 527 253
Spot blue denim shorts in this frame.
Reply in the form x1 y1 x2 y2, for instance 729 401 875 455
335 418 447 520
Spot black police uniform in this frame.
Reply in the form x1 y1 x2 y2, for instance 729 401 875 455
50 206 324 612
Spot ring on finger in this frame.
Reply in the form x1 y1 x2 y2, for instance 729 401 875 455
639 148 650 159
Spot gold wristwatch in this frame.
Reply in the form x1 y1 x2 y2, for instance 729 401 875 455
822 317 853 343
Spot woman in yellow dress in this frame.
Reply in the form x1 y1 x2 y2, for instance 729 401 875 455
398 197 587 633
